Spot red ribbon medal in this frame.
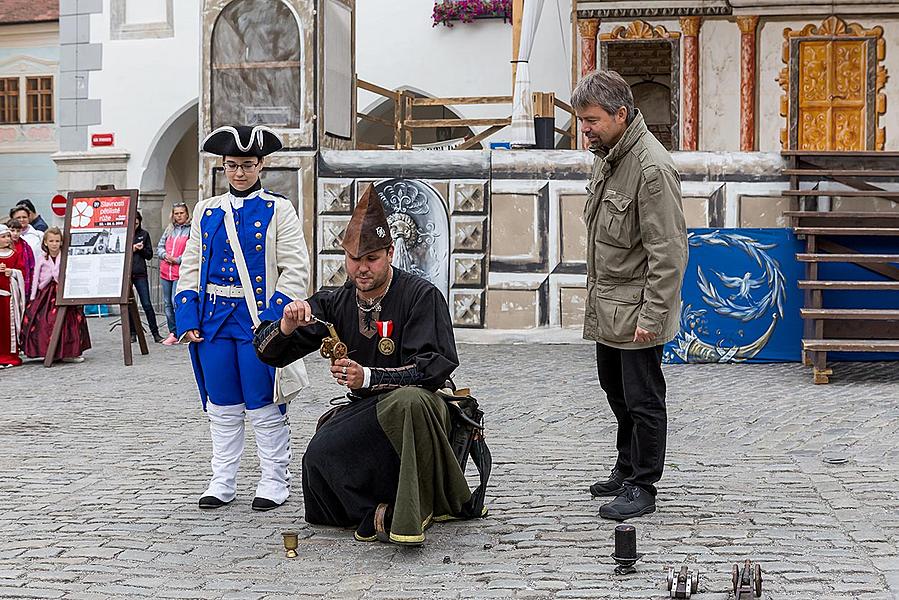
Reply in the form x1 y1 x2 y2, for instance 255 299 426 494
376 320 395 355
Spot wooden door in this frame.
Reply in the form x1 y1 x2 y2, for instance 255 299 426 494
797 39 867 150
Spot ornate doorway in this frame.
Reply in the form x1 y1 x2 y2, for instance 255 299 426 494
779 16 887 151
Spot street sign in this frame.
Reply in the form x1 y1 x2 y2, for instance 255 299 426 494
91 133 114 146
51 194 68 217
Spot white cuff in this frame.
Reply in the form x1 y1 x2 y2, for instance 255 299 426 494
362 367 371 388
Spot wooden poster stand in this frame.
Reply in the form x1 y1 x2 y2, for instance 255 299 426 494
48 186 148 367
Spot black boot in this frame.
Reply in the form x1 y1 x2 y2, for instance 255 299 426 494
589 468 627 497
198 495 232 509
599 485 656 521
251 497 284 511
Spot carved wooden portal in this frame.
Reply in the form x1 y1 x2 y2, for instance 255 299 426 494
779 16 887 151
599 21 680 150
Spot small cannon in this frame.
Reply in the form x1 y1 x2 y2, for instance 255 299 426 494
666 565 700 598
732 560 762 599
316 318 347 364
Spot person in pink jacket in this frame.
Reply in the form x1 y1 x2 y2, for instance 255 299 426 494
20 227 91 362
156 203 192 345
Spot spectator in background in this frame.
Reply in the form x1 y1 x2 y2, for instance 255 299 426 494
0 224 27 368
131 211 164 344
9 206 42 258
7 220 35 298
21 227 91 363
15 199 49 232
156 202 191 345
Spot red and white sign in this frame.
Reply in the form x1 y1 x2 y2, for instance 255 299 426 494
91 133 114 147
51 194 68 217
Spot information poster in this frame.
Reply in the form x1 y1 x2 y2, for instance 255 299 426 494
58 189 138 305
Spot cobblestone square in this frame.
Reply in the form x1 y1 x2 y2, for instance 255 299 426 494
1 321 897 599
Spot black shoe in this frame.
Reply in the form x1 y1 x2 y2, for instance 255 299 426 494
198 495 232 509
251 497 284 511
589 468 627 497
599 485 656 521
152 333 164 343
130 335 137 343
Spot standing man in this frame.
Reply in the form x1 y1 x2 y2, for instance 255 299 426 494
573 70 688 521
176 125 309 511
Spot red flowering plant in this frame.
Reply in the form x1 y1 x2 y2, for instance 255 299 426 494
432 0 512 27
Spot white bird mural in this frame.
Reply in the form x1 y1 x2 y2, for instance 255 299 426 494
713 270 766 301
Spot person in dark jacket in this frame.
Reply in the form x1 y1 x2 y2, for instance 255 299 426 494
131 211 163 343
15 199 49 232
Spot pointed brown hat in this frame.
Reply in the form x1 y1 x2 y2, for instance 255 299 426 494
341 184 393 258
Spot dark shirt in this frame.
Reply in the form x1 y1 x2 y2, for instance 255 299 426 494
254 268 458 397
131 228 154 279
31 215 49 232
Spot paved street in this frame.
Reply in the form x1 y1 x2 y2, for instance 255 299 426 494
1 319 897 600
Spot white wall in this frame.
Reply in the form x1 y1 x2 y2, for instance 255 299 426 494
88 0 201 190
355 0 574 138
699 19 741 151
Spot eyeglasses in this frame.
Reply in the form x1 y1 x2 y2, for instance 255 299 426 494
223 161 259 173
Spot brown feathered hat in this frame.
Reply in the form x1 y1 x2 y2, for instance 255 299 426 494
341 184 393 259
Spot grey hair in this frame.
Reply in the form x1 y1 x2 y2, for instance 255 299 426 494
571 70 636 125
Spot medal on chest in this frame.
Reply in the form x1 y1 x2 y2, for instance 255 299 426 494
376 320 395 356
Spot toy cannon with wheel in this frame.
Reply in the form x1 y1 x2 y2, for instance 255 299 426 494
314 317 347 364
732 560 762 599
666 565 700 598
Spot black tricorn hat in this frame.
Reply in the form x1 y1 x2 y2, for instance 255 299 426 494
341 185 393 259
201 125 282 157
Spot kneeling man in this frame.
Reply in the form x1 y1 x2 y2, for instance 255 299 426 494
254 186 477 545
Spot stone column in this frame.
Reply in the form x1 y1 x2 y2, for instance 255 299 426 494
138 191 167 245
679 17 702 151
578 18 600 78
737 16 760 152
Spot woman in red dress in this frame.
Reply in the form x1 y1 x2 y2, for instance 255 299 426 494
0 224 27 368
21 227 91 362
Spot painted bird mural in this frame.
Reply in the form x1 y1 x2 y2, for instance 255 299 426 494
713 270 766 301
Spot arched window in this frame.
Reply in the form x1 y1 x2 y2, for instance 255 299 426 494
211 0 301 128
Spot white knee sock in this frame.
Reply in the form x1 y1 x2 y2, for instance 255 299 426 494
204 403 245 502
247 404 291 504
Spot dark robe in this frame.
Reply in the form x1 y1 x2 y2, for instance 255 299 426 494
254 268 474 544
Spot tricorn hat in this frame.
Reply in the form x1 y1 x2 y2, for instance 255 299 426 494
201 125 282 157
341 185 393 259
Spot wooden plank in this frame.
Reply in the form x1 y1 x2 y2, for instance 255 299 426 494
457 124 506 150
793 227 899 236
355 141 383 150
212 61 301 70
406 117 511 128
785 211 899 218
356 112 393 128
797 253 899 263
357 79 399 101
783 190 899 198
801 308 899 320
803 338 899 351
782 150 899 157
783 169 899 177
554 127 574 138
798 280 899 290
411 96 512 106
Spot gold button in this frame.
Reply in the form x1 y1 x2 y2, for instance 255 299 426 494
276 298 283 305
202 244 207 251
267 202 272 208
223 258 228 263
256 301 263 307
203 232 208 238
206 209 212 216
229 267 234 272
255 245 262 251
255 275 262 283
181 298 187 304
229 277 234 282
255 232 262 239
201 257 206 262
225 238 229 244
255 287 262 294
255 221 261 227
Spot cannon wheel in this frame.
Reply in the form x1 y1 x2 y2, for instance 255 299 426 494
732 564 739 595
666 567 674 591
690 568 699 594
754 563 762 597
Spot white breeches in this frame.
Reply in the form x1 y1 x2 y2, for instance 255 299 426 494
204 403 291 504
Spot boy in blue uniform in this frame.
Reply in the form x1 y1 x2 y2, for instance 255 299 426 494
176 125 309 511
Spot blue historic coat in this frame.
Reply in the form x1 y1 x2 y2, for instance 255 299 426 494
175 188 309 408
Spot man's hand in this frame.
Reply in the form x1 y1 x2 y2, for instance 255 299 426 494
330 358 364 389
633 326 656 344
280 300 314 335
184 329 204 343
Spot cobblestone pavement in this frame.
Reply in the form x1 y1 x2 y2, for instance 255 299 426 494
1 320 897 600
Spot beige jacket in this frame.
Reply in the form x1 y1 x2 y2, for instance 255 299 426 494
583 111 688 349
